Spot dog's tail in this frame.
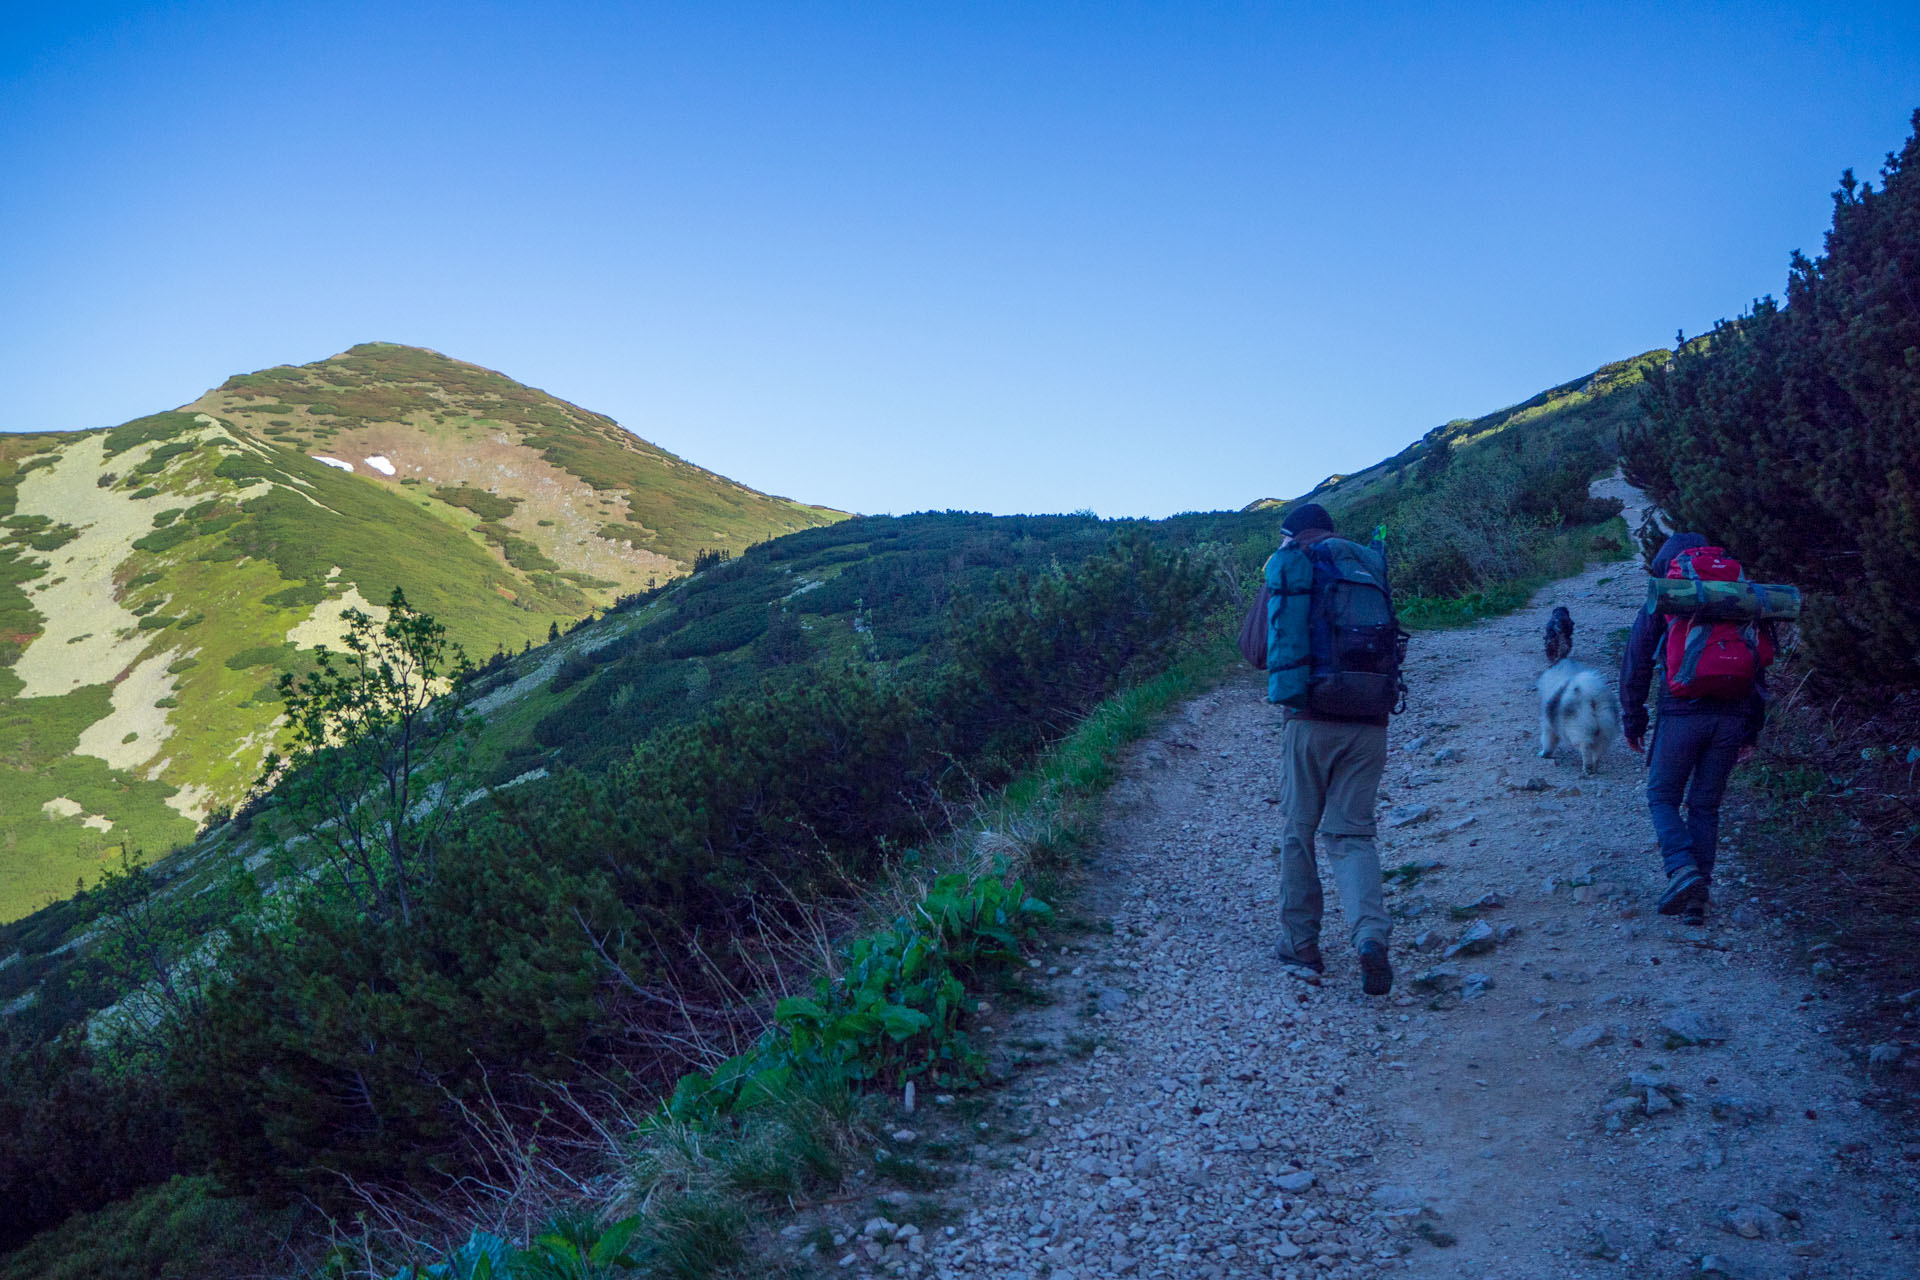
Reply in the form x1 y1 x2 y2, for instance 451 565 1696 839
1544 605 1575 664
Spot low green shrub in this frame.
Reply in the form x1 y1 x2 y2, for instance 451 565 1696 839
668 870 1050 1123
131 441 197 477
433 486 520 521
132 524 196 554
0 1032 185 1254
661 602 767 658
370 1214 644 1280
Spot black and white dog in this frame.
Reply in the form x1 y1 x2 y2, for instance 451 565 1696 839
1537 606 1619 775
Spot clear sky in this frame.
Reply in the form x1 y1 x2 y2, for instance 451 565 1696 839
3 2 1917 517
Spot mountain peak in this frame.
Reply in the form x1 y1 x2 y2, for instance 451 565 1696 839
199 342 621 441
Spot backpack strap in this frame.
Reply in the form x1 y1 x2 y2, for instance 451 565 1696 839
1677 551 1711 611
1670 618 1709 689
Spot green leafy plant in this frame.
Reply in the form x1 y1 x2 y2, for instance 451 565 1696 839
667 871 1050 1124
378 1230 512 1280
256 587 474 925
514 1212 640 1280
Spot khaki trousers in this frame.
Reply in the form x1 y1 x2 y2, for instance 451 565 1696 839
1275 714 1390 954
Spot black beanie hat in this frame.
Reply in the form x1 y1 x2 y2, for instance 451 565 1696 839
1281 502 1334 535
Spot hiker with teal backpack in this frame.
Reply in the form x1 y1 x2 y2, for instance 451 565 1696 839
1621 533 1798 925
1243 503 1408 995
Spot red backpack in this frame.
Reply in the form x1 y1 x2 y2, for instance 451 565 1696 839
1663 546 1774 698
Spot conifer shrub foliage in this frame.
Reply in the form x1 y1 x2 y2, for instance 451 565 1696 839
166 829 615 1197
528 511 1144 773
1623 109 1920 686
156 533 1223 1209
0 1031 181 1251
945 531 1222 772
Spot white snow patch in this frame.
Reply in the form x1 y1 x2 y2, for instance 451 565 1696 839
41 797 82 819
363 455 396 476
312 456 355 472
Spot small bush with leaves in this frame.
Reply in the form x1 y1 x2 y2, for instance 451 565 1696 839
667 870 1050 1123
255 586 474 926
375 1214 638 1280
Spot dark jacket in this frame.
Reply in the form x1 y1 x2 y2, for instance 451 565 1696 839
1619 532 1768 746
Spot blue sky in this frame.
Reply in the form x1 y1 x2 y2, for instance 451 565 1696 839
3 2 1917 517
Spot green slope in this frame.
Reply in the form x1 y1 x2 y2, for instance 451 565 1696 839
1248 350 1668 512
188 342 842 574
0 347 844 920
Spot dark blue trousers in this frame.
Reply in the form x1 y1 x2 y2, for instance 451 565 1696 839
1647 713 1746 881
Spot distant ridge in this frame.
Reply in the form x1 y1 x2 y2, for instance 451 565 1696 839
1244 352 1668 513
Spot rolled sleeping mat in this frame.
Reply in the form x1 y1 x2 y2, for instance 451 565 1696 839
1645 577 1801 621
1264 544 1314 708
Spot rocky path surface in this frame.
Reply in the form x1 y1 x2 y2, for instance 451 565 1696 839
889 488 1919 1280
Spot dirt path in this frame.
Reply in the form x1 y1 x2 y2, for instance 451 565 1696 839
898 486 1919 1280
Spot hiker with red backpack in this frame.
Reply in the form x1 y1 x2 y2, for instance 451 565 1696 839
1620 532 1797 925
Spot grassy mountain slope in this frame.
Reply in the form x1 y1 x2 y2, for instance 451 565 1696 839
0 505 1274 1040
1248 350 1667 512
455 506 1272 787
187 342 840 579
0 346 842 920
1242 350 1660 620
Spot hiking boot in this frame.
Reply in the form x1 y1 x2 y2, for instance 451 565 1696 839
1358 940 1393 996
1657 864 1706 916
1683 890 1710 928
1278 940 1325 974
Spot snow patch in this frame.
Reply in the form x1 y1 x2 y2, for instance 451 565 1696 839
363 455 396 476
312 456 355 472
41 797 81 819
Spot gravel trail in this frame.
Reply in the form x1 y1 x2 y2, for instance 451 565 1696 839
901 483 1919 1280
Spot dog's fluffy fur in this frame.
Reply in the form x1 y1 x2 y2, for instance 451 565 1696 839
1537 607 1619 775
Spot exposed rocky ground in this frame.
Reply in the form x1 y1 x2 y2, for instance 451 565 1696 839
788 488 1920 1280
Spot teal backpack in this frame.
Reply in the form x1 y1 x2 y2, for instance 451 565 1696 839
1264 534 1407 718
